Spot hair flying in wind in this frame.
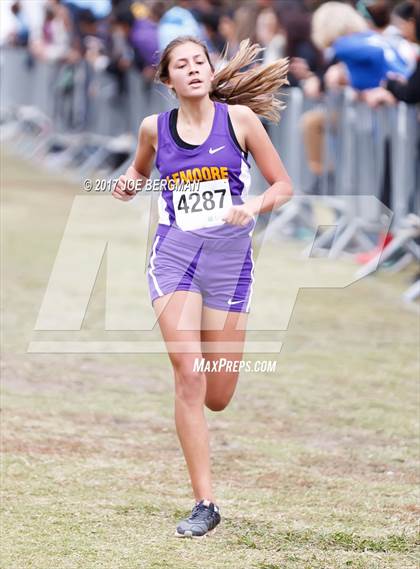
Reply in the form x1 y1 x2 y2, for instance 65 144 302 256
155 35 289 123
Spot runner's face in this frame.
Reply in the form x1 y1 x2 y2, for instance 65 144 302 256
167 42 214 98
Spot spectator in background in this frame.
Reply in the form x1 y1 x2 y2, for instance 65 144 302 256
218 8 240 63
72 7 109 70
198 10 224 57
130 1 162 79
218 3 268 67
65 0 111 20
30 0 73 62
192 0 227 59
299 0 414 200
77 7 104 48
362 1 420 106
158 0 204 52
393 0 419 44
385 1 420 104
279 6 323 87
5 1 29 47
357 0 417 71
255 7 286 64
311 1 413 91
357 0 420 263
111 0 132 11
106 7 135 94
312 0 419 265
234 2 261 45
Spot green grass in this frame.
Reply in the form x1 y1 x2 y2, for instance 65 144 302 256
1 150 419 569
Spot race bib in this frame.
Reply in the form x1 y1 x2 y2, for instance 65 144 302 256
173 178 233 231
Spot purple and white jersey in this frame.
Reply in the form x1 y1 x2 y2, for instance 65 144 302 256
155 100 256 239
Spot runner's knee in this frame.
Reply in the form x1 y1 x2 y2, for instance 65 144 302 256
173 360 206 406
205 371 238 412
205 397 230 412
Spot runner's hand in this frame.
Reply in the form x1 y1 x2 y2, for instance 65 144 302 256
222 204 254 226
112 175 137 201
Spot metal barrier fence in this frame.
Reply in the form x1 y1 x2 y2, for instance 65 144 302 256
0 47 174 134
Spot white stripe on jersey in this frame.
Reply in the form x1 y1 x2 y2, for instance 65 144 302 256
157 193 170 225
239 155 251 201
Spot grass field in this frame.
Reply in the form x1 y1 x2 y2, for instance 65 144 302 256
1 150 419 569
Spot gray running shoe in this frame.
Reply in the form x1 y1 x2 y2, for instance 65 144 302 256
175 500 221 538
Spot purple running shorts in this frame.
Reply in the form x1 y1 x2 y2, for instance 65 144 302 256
147 227 254 313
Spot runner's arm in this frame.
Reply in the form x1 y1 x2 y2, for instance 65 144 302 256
242 105 293 215
131 114 157 179
112 115 157 202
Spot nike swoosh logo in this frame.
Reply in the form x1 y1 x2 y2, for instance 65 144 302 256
227 298 244 305
209 145 225 154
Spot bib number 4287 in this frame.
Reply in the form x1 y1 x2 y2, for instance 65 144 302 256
177 188 226 213
173 178 233 231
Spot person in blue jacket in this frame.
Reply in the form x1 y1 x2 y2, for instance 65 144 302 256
311 1 413 90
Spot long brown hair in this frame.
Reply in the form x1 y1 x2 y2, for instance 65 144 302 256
154 35 289 123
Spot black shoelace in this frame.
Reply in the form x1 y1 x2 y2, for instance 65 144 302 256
190 503 211 521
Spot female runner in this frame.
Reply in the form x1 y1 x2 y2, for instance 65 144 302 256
112 35 292 538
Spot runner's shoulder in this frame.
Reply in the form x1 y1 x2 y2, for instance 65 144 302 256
226 104 255 121
226 104 257 134
138 114 158 149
